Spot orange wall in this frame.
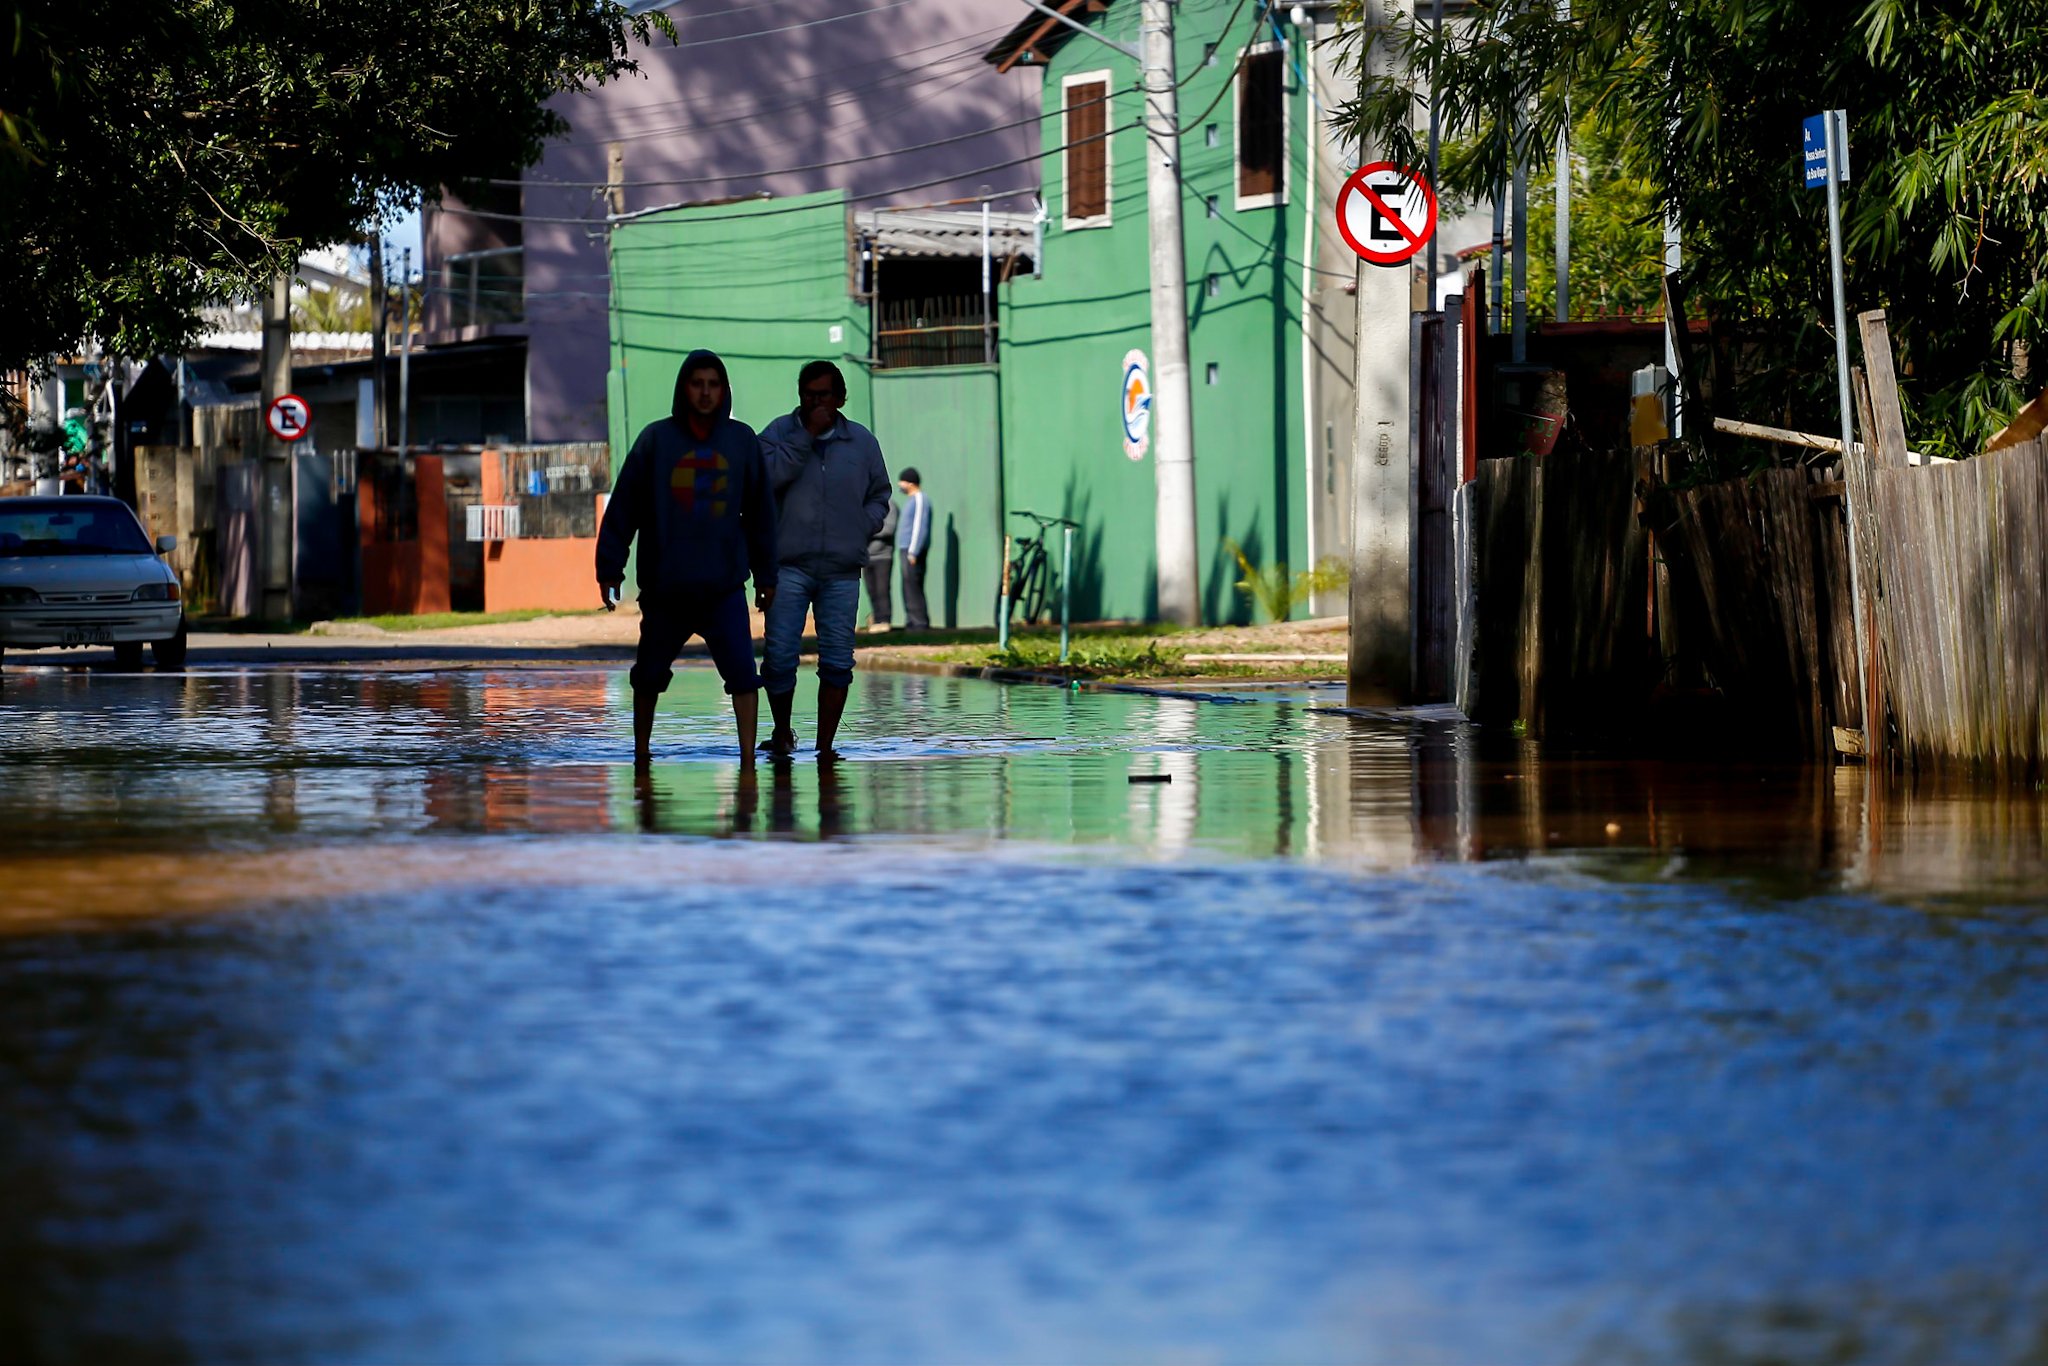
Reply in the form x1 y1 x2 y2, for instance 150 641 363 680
483 537 602 613
478 448 604 613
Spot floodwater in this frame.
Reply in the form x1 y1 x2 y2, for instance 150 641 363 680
2 664 2046 1365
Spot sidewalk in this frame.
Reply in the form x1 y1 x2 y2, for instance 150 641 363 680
2 608 1351 679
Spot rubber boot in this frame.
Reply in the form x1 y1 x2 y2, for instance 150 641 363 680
815 683 849 760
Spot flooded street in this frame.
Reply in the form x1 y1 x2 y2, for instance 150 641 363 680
3 664 2047 1364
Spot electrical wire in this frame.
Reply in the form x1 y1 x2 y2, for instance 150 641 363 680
657 0 919 50
433 117 1120 227
499 88 1109 191
550 22 1014 139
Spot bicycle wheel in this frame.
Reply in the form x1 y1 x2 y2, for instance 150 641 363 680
1017 546 1050 624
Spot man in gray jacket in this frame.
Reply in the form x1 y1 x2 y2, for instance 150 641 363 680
757 360 892 759
864 496 898 633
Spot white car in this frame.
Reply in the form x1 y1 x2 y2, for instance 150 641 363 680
0 495 187 670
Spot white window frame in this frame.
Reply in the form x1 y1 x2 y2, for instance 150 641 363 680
1233 41 1290 211
1061 69 1114 230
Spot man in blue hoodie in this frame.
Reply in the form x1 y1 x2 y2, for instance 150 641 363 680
596 349 778 767
758 360 892 760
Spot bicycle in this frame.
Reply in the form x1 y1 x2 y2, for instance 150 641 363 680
996 508 1076 628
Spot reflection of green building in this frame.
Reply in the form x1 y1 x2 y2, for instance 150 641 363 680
606 2 1357 625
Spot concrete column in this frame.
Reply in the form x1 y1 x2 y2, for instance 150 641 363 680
259 267 294 621
1141 0 1200 626
1346 0 1417 706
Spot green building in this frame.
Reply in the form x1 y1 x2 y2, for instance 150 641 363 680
607 2 1357 626
988 0 1355 624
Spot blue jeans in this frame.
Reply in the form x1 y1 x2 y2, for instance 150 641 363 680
762 564 859 694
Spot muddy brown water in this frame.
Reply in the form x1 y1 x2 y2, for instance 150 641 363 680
2 665 2045 1364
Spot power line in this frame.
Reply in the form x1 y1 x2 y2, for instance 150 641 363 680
658 0 918 50
553 21 1014 139
433 115 1115 228
498 88 1108 191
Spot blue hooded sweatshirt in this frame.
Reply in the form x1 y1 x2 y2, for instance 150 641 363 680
595 350 778 597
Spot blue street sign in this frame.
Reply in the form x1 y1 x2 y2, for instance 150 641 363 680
1803 112 1851 188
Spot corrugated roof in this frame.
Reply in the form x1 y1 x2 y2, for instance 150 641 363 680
855 208 1035 259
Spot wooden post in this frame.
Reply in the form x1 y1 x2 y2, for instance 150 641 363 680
1856 310 1911 470
1847 369 1888 771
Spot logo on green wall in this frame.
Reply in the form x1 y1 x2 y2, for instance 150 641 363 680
1121 349 1151 461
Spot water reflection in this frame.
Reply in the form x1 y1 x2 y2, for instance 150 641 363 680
2 665 2047 1363
2 667 2046 906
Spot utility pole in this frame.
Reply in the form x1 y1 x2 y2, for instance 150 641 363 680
1347 0 1420 705
1510 123 1528 361
1554 0 1571 323
258 266 295 621
1140 0 1199 625
369 235 388 448
398 247 414 455
1489 189 1505 333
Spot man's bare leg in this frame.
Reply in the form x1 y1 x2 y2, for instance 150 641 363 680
733 690 759 767
633 688 658 766
815 683 849 760
765 688 798 757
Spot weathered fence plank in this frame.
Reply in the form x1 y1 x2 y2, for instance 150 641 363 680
1874 435 2048 776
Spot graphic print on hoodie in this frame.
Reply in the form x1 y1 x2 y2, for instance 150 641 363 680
671 443 729 519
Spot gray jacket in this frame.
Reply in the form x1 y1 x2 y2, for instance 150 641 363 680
867 499 899 559
759 410 892 576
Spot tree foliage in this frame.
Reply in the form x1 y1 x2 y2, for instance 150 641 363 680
1 0 671 377
1331 0 2048 455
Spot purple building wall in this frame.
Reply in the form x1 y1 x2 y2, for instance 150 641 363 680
424 0 1039 443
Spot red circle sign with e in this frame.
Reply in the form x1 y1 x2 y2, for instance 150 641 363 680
1335 162 1438 267
267 393 312 442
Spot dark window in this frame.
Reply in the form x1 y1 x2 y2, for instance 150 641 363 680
1238 49 1284 201
1066 79 1109 221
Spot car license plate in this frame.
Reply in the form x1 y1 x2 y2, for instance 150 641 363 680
62 627 112 645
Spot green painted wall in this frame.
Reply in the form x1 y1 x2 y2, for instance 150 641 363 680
871 368 1004 628
999 5 1313 624
607 189 873 469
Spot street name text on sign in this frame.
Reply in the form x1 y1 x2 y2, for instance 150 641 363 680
1335 163 1438 267
267 394 311 443
1802 113 1852 189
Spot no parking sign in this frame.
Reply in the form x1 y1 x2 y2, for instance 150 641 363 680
266 393 311 442
1335 162 1438 267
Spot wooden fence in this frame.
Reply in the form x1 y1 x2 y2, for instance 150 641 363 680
1470 308 2047 778
1871 435 2048 775
1472 444 1655 737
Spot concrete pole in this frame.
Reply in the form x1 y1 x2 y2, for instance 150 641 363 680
1554 0 1571 323
398 247 414 455
1141 0 1200 625
1425 0 1443 292
1663 216 1682 436
1548 138 1564 323
1511 128 1528 362
1489 189 1505 333
1347 0 1418 706
369 235 388 448
258 266 294 621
